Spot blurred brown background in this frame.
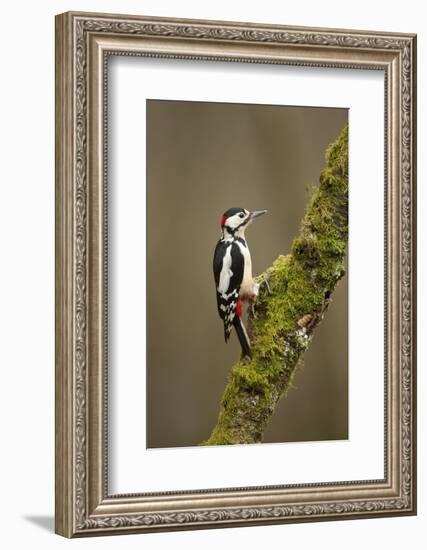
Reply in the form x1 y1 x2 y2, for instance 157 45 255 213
147 100 348 448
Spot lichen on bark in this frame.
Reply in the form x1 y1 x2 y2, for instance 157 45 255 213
203 124 349 446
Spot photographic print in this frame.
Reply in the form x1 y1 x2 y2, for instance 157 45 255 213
56 12 416 536
146 100 348 448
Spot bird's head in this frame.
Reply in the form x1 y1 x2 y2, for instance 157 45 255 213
220 207 267 238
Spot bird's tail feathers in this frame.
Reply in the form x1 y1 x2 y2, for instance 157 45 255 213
233 317 252 357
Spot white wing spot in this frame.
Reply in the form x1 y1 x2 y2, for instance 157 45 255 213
218 245 233 295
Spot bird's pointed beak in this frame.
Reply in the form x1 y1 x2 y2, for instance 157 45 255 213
249 210 267 220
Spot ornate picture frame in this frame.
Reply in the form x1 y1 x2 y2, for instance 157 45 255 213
55 11 417 537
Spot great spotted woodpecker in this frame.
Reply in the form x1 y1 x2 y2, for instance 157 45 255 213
213 207 267 357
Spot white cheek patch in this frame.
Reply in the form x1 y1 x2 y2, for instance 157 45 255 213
226 212 248 230
225 214 240 229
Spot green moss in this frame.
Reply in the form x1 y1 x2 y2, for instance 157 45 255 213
204 124 349 446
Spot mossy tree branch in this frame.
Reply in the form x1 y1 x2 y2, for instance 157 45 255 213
203 124 349 445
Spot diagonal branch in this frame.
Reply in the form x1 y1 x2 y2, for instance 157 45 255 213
203 124 349 445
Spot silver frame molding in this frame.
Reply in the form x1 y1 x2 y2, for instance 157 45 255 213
55 11 417 538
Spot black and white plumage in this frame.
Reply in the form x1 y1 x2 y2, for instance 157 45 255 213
213 207 267 357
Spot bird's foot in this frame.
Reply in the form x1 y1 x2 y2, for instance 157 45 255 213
258 274 272 295
249 275 272 319
251 300 257 319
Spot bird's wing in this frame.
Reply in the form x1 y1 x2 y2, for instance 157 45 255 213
213 240 244 341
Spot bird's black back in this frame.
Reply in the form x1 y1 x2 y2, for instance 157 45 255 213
213 239 245 341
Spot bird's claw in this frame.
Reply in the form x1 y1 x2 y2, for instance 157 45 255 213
258 275 272 295
250 275 272 319
251 301 257 319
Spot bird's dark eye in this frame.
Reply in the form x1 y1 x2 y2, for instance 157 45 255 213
239 213 245 218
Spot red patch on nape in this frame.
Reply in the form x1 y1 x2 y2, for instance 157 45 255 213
221 214 227 227
236 300 243 318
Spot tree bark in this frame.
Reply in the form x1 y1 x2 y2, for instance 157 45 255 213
203 124 349 445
